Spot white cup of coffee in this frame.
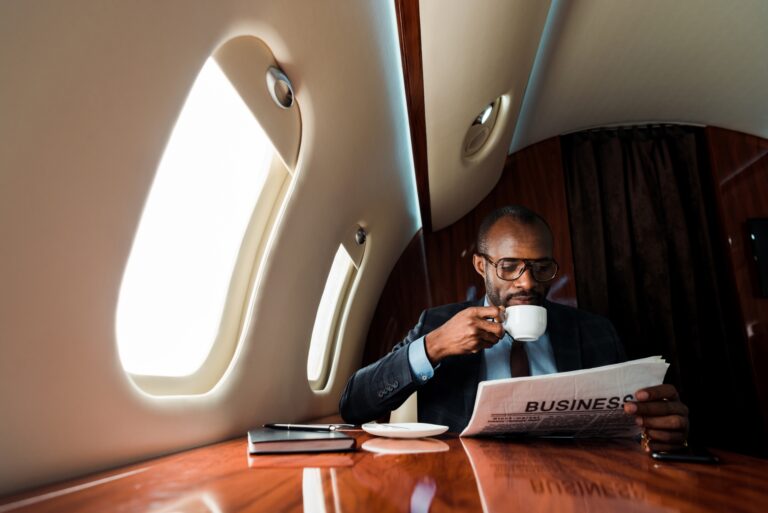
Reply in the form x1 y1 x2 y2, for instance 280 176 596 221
503 305 547 341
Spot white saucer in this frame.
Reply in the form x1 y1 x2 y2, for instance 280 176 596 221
361 422 449 439
361 437 450 454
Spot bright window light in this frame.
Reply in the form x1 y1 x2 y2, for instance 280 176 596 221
116 58 274 377
307 246 355 387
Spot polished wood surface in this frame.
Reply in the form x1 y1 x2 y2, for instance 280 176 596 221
395 0 432 232
424 137 578 307
363 230 432 365
2 432 766 513
705 126 768 435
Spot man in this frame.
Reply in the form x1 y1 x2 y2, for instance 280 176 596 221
340 205 689 451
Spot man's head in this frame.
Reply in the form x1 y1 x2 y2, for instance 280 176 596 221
473 205 557 307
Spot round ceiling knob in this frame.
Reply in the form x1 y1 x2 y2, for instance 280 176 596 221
266 66 294 109
355 227 367 245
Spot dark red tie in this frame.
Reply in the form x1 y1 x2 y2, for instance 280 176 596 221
510 340 531 377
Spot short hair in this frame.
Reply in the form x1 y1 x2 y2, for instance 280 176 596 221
476 205 553 254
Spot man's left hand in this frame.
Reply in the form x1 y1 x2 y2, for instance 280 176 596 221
624 384 689 452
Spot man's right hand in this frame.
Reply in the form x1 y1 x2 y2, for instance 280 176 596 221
423 306 506 364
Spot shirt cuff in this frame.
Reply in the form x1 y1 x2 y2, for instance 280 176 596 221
408 336 435 383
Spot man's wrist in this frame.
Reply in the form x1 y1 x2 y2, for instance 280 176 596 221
407 337 435 383
424 332 442 364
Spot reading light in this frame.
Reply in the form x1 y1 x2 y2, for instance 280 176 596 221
476 104 493 125
463 98 501 157
266 66 294 109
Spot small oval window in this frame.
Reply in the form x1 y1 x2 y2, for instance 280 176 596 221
307 245 356 390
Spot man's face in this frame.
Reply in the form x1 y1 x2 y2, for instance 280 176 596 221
472 219 553 307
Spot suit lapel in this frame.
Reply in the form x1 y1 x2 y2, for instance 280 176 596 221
545 300 582 372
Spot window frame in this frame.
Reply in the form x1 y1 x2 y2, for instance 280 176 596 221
117 35 301 396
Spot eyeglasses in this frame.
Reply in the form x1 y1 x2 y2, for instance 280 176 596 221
478 254 559 282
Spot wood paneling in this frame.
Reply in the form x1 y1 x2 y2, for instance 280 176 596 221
394 0 432 232
3 432 767 513
362 230 431 364
705 126 768 432
424 137 577 307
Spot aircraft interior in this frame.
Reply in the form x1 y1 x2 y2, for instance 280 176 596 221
1 1 767 512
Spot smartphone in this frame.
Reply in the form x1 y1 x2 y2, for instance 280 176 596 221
651 447 719 464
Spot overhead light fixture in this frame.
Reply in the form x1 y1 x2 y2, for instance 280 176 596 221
464 97 501 157
476 103 494 125
266 66 294 109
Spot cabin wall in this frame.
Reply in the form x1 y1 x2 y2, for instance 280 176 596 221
363 231 431 367
705 127 768 431
0 0 419 495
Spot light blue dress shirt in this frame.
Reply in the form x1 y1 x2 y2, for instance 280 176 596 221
407 297 558 382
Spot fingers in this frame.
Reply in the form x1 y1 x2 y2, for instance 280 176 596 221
468 337 499 353
436 306 507 357
465 313 505 353
635 384 679 402
625 388 690 452
472 325 504 353
467 307 506 341
471 306 505 322
477 318 506 339
646 441 681 453
636 413 688 431
625 399 689 418
644 428 688 444
640 428 688 453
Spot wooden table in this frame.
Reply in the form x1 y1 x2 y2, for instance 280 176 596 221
1 431 766 512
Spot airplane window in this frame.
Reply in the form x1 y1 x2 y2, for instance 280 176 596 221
307 245 356 390
116 57 278 380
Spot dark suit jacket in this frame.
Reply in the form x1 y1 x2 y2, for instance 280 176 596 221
339 300 627 432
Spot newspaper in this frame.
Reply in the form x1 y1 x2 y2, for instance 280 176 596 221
460 356 669 438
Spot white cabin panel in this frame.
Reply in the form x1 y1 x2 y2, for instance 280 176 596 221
0 0 418 494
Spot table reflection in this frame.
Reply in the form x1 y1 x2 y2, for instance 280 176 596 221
302 437 687 513
0 433 768 513
409 477 437 513
3 434 765 513
152 492 223 513
248 436 765 513
460 438 678 513
361 438 450 455
302 437 479 513
303 468 336 513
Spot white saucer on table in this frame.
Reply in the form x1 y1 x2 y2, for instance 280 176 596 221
361 422 449 439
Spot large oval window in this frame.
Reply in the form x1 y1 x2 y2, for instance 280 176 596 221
117 37 300 395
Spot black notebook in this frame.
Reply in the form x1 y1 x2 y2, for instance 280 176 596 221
247 428 356 454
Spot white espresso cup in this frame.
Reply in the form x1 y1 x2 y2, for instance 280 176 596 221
503 305 547 341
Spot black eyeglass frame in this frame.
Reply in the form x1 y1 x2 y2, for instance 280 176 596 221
477 253 559 282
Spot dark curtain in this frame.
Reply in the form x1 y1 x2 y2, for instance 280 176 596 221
561 126 762 454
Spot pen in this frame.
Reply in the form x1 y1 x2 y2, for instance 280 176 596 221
264 423 356 432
